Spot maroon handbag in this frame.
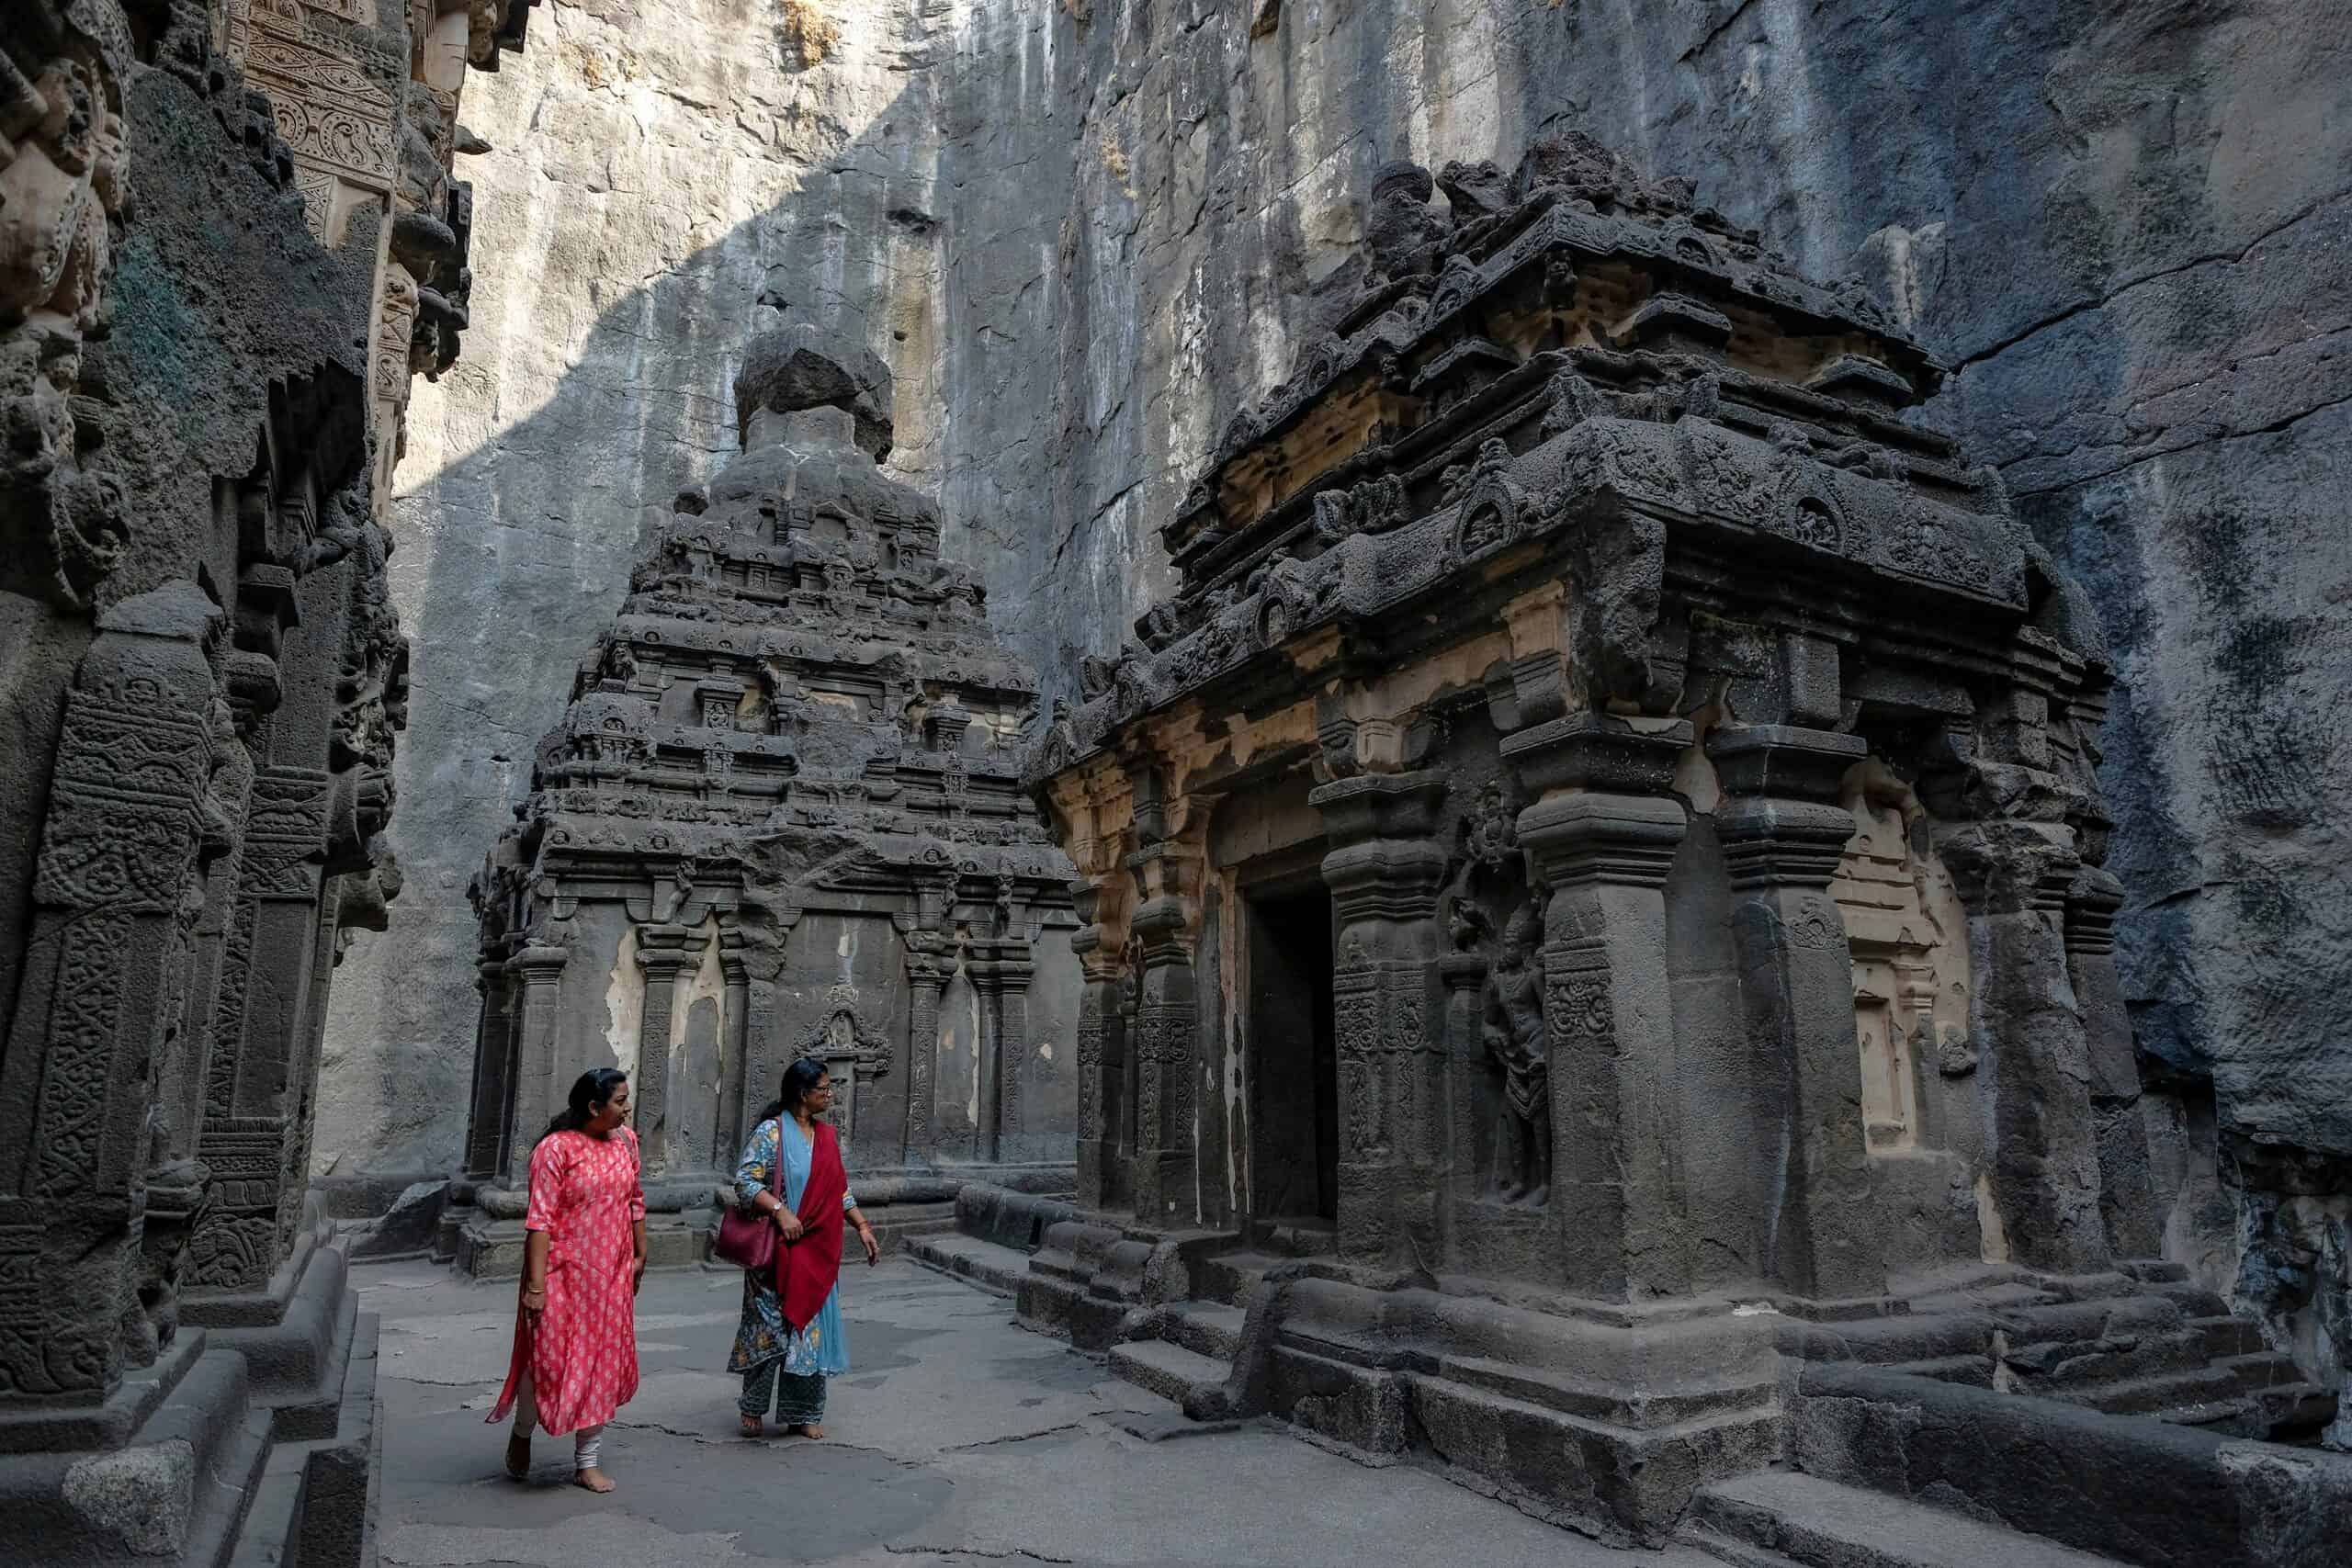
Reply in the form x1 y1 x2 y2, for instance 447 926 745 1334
711 1120 781 1270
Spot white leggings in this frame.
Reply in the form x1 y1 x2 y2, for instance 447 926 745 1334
512 1372 605 1470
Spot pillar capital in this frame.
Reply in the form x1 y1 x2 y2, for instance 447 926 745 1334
511 943 570 980
1307 769 1449 845
1707 723 1865 804
1710 725 1865 888
1934 818 2078 916
635 921 695 976
2064 864 2125 954
1499 712 1690 799
1516 792 1686 890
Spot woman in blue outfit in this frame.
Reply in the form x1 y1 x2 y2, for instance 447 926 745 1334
729 1056 880 1438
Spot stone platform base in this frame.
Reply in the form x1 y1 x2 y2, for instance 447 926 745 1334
994 1201 2348 1556
0 1201 380 1568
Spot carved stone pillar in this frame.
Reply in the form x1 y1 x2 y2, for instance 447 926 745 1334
1438 950 1489 1220
187 761 334 1294
1127 843 1201 1225
902 947 950 1165
2066 865 2162 1258
501 945 571 1183
1070 879 1131 1210
1935 812 2107 1273
1709 723 1883 1300
1311 772 1448 1265
633 924 693 1175
718 930 750 1162
972 939 1035 1161
1502 715 1691 1301
463 954 515 1180
0 583 222 1405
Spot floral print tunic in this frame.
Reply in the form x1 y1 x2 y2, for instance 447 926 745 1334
728 1117 856 1377
490 1127 645 1434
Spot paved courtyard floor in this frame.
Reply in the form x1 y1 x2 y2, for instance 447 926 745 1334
361 1255 1722 1568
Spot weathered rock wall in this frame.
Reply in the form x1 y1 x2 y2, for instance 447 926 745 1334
323 0 2350 1382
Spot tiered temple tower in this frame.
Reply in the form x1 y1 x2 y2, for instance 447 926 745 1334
449 320 1079 1275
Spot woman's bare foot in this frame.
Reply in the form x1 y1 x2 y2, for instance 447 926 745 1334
573 1467 616 1495
739 1414 763 1438
786 1422 825 1440
504 1432 531 1480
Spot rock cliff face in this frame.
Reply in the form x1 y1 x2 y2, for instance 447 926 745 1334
321 0 2350 1393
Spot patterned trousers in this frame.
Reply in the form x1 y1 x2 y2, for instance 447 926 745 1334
740 1358 827 1425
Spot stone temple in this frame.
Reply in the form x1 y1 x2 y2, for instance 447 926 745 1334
4 0 2351 1563
994 134 2352 1554
447 319 1080 1277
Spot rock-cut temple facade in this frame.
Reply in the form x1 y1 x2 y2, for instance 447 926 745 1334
448 321 1080 1276
1012 134 2352 1556
1 0 536 1563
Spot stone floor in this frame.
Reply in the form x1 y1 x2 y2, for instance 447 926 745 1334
361 1255 1723 1567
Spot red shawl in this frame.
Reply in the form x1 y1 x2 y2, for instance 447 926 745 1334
778 1120 847 1332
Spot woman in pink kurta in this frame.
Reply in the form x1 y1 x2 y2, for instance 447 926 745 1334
490 1068 648 1493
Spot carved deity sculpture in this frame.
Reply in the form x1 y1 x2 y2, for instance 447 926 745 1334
1480 904 1549 1206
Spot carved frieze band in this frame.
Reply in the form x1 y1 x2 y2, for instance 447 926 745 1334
224 0 397 189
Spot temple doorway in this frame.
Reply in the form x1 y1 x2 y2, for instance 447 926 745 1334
1245 885 1339 1224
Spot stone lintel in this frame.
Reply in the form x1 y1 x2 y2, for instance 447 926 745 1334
1500 713 1692 799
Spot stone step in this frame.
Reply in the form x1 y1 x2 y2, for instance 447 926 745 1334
1687 1469 2122 1568
2055 1363 2248 1418
2146 1280 2232 1318
1194 1250 1281 1306
1259 1219 1339 1258
1108 1338 1230 1408
1883 1354 1994 1388
2216 1350 2301 1390
2254 1380 2337 1438
1165 1301 1246 1360
903 1232 1032 1296
1999 1326 2210 1389
2190 1314 2267 1359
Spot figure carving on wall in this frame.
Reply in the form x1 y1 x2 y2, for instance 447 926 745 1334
1480 904 1549 1207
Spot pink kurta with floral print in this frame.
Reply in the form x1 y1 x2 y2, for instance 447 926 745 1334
488 1127 646 1434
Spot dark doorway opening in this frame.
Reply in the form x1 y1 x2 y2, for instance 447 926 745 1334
1246 886 1338 1224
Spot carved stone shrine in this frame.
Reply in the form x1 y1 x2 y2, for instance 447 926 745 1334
1014 134 2339 1547
448 318 1080 1277
0 1 534 1562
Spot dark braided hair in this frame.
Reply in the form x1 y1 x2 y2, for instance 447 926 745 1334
537 1067 628 1145
754 1055 829 1125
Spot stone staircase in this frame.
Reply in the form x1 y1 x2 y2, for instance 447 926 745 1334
1781 1260 2332 1444
1106 1231 1331 1410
